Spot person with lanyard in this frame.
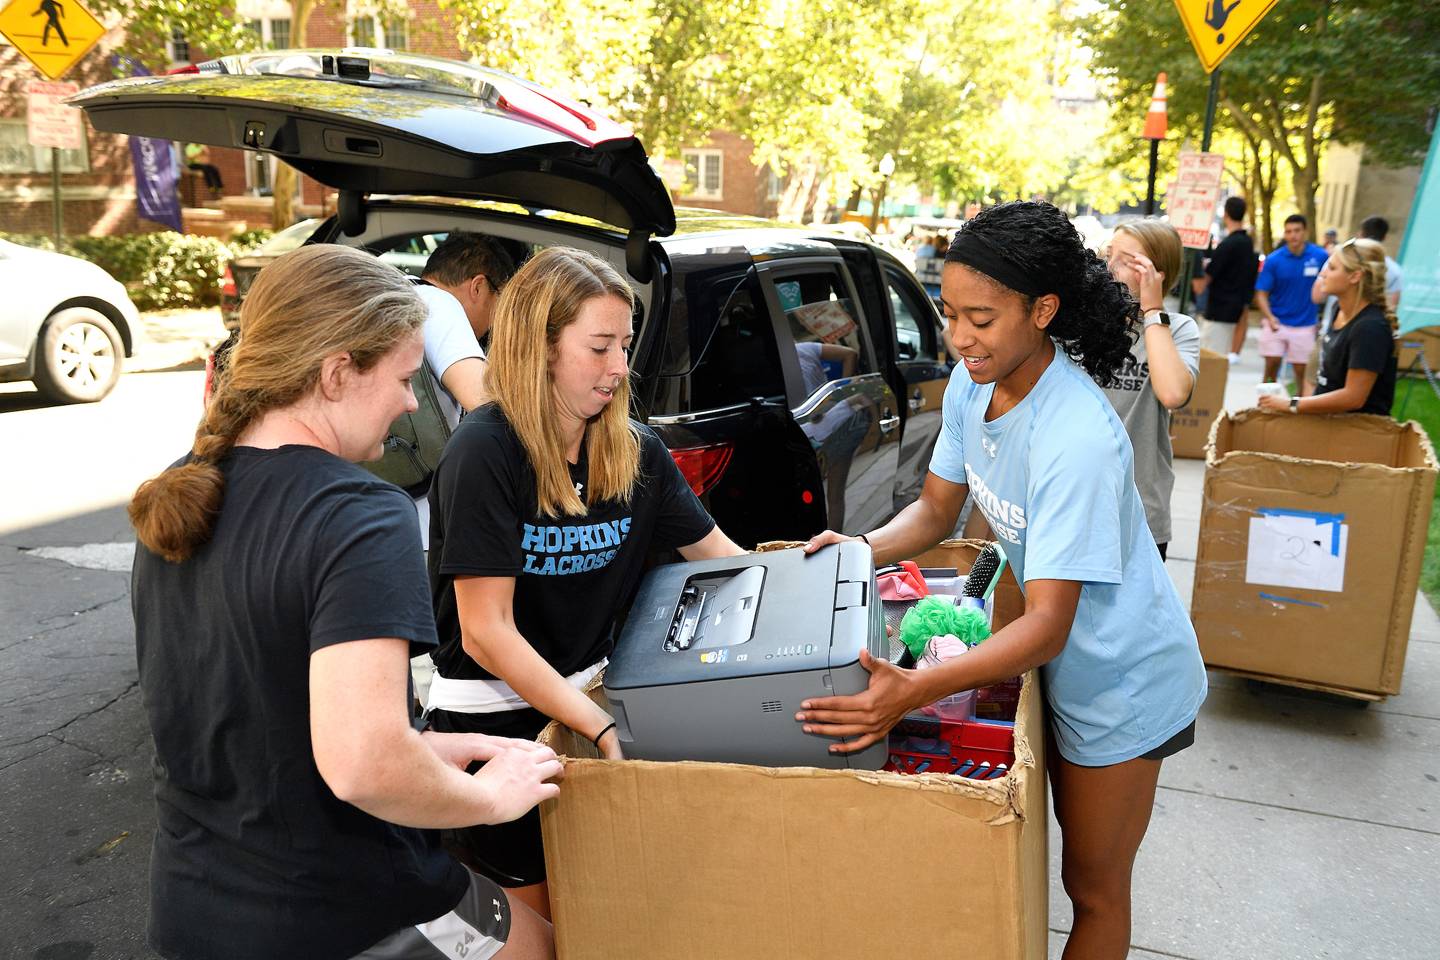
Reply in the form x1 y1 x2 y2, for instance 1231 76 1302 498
128 244 561 960
1101 218 1200 561
1258 237 1396 417
798 201 1207 960
1255 214 1328 389
423 246 746 920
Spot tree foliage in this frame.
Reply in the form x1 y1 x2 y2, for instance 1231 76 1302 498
1079 0 1440 228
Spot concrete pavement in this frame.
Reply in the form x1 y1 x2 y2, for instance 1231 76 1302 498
1047 326 1440 958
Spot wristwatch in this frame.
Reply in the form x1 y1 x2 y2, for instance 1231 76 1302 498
1289 396 1300 413
1143 309 1171 329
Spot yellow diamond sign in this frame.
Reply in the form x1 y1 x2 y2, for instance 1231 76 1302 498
1173 0 1282 73
0 0 107 80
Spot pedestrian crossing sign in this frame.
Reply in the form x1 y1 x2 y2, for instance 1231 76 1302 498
1172 0 1282 73
0 0 107 80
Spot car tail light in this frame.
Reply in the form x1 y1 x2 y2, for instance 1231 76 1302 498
221 263 237 297
670 443 734 497
165 64 200 75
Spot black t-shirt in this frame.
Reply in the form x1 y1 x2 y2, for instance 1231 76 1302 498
131 446 466 960
428 405 715 682
1316 303 1397 415
1204 229 1260 321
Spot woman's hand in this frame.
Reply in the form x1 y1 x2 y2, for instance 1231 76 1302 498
595 727 625 760
422 730 557 771
794 649 921 753
472 743 565 824
1256 392 1290 413
1123 251 1166 310
802 529 861 555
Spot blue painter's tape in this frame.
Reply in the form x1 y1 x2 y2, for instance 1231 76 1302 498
1256 507 1346 556
1258 592 1326 608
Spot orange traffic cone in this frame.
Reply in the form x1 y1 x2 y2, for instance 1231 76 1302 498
1143 72 1169 140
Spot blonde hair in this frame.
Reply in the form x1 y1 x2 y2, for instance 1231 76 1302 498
1113 219 1184 296
1332 238 1390 310
129 245 426 562
486 247 640 517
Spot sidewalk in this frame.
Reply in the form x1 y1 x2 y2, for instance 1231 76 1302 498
1045 329 1440 958
130 308 227 373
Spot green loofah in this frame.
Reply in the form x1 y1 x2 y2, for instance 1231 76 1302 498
898 598 992 660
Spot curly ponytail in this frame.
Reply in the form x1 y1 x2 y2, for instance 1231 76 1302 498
947 201 1139 387
129 245 426 563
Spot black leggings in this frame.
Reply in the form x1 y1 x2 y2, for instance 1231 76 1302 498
1157 541 1168 561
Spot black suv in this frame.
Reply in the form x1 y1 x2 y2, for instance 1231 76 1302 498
73 51 953 546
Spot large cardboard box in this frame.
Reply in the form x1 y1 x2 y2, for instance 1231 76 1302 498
539 540 1047 960
1395 327 1440 377
1191 410 1437 698
1169 348 1229 459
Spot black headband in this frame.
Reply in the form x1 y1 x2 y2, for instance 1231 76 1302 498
944 230 1049 298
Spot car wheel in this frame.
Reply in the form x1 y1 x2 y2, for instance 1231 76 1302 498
32 307 124 404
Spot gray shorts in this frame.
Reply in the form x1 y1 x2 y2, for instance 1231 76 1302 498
350 868 510 960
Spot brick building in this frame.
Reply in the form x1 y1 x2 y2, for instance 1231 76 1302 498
0 0 775 239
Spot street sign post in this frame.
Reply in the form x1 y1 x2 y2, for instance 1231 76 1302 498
1173 0 1283 74
26 79 82 246
0 0 107 80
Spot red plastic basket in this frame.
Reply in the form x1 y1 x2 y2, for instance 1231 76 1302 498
884 717 1015 780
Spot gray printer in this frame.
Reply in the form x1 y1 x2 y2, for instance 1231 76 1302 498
603 543 887 769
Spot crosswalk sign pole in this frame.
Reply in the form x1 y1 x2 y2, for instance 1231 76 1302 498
51 146 63 248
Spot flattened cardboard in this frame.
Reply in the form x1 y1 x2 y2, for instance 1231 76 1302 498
1192 410 1437 696
539 540 1047 960
1170 348 1229 459
1396 327 1440 377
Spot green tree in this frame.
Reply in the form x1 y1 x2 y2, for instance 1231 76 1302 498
1079 0 1440 229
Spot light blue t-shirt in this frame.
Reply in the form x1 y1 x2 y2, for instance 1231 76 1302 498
930 347 1207 766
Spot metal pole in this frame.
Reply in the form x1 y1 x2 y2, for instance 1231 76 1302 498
1179 69 1223 316
1144 139 1160 215
51 146 63 249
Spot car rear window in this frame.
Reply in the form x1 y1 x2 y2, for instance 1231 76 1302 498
658 269 785 411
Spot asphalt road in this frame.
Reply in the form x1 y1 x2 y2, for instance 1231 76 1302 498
3 369 208 960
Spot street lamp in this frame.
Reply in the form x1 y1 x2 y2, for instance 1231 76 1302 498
870 153 896 232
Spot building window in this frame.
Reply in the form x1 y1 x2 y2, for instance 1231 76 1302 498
0 120 89 174
245 16 291 48
167 26 191 65
764 164 785 202
349 13 407 50
681 149 723 200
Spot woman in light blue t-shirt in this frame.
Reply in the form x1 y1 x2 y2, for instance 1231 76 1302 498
801 201 1207 960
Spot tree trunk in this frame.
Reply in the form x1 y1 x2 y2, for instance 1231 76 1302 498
845 183 863 213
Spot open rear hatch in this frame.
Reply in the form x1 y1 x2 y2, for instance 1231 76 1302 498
69 50 675 278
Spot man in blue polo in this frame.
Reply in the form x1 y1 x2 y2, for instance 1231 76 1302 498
1255 213 1327 389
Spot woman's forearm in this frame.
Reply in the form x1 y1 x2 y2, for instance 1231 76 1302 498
462 620 611 739
867 495 960 566
1143 324 1195 409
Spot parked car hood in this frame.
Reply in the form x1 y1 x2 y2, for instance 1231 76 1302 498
70 50 675 239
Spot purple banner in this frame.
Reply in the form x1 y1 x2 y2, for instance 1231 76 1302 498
129 134 183 231
116 58 183 232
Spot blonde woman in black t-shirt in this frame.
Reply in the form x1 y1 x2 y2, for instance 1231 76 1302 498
425 246 745 920
1258 238 1397 417
129 245 561 960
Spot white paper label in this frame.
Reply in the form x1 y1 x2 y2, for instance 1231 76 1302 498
1244 510 1348 594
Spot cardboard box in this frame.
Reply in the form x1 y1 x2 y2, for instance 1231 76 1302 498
1169 348 1229 459
1395 327 1440 377
1191 410 1437 698
539 540 1047 960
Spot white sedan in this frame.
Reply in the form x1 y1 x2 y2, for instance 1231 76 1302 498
0 239 140 403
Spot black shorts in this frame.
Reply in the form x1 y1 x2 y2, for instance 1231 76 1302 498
427 706 551 887
1205 300 1246 325
1141 719 1196 761
350 868 510 959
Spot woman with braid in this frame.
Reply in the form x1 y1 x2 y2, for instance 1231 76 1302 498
801 202 1206 959
128 244 558 960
